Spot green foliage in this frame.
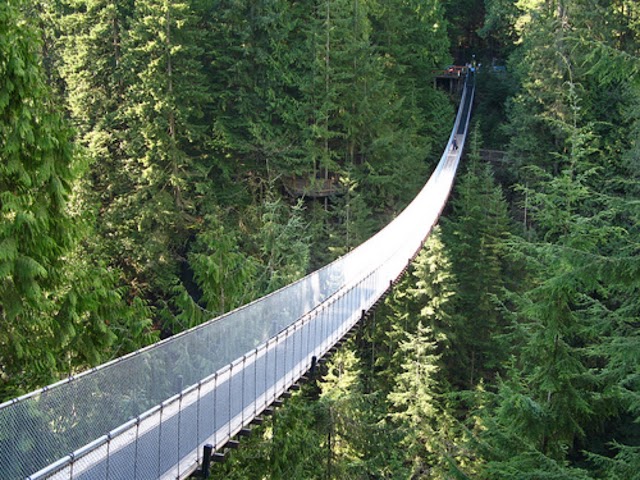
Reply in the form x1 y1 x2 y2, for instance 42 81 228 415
478 0 520 55
188 215 258 318
365 0 452 208
325 173 376 258
586 443 640 480
465 1 640 473
115 0 212 312
441 130 514 389
474 70 517 149
387 321 443 473
441 0 485 62
0 0 155 400
210 392 326 480
252 195 310 293
409 227 457 343
1 1 75 395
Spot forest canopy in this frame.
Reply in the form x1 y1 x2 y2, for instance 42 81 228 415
1 0 639 478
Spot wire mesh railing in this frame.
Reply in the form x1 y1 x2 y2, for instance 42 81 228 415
0 75 475 480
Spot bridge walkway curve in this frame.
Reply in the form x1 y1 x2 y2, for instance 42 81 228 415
0 74 476 480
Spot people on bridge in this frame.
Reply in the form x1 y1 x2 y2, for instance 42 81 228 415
452 138 458 151
470 54 477 74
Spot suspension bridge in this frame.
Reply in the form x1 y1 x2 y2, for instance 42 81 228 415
0 73 475 480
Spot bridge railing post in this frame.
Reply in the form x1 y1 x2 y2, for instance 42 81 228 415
177 391 184 477
200 444 213 478
304 314 311 377
263 341 270 412
289 325 295 384
241 355 246 429
227 364 233 445
313 309 320 360
212 372 218 452
156 402 165 477
252 348 258 421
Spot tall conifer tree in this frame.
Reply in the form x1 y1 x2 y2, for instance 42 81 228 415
471 0 640 474
1 0 154 399
441 133 513 389
1 0 80 395
112 0 213 330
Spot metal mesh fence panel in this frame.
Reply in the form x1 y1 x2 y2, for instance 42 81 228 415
2 78 475 480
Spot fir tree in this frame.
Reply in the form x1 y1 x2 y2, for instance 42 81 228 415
441 130 513 389
1 0 80 396
112 0 214 332
1 0 154 400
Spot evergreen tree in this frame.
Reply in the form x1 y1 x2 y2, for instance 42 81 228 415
477 0 520 58
1 0 154 400
371 0 452 138
441 131 513 389
1 0 80 396
57 0 133 214
210 392 326 480
200 0 311 183
318 347 367 478
388 321 448 476
186 214 258 321
252 195 310 293
111 0 214 332
323 170 378 260
365 0 452 209
56 0 157 355
469 7 640 466
442 0 485 60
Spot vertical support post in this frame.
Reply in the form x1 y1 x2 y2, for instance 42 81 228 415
196 382 202 454
254 348 258 419
213 372 220 450
241 356 246 427
156 404 164 478
274 335 279 403
228 364 233 441
305 316 311 376
177 391 184 477
314 309 320 359
133 418 140 480
105 434 112 479
264 342 269 411
201 444 213 478
310 355 317 378
292 325 297 380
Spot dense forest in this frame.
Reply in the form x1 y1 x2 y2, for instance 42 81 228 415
1 0 639 478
